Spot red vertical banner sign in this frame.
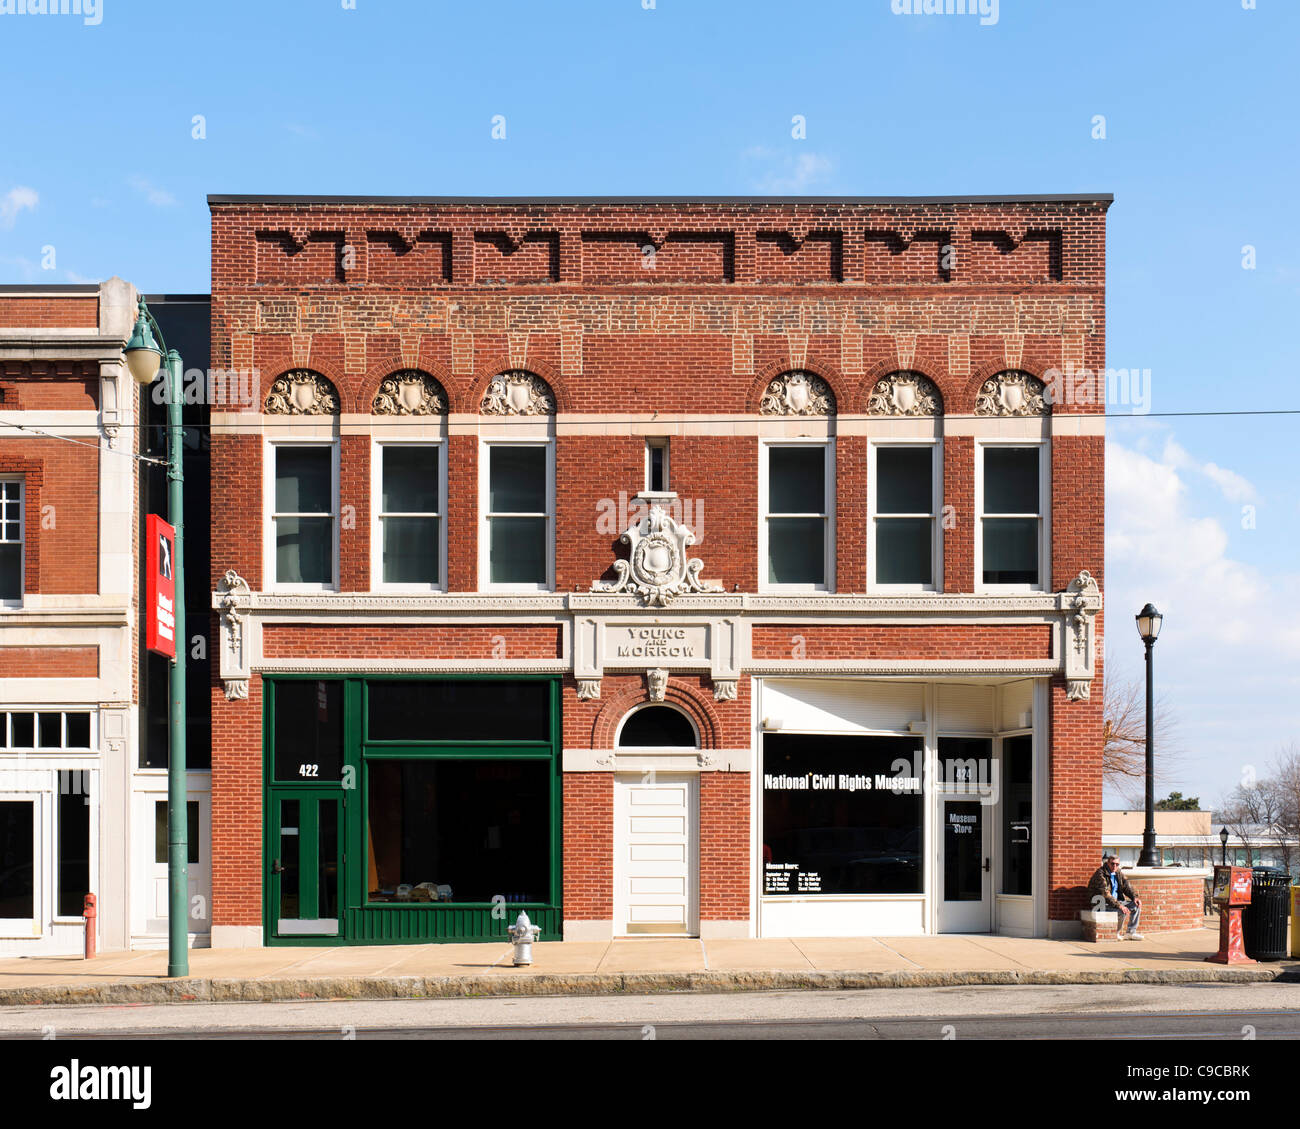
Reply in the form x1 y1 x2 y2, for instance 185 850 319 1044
146 514 177 660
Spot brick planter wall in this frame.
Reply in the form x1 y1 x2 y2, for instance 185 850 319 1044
1122 869 1211 934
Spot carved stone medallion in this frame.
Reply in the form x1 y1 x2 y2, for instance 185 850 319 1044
264 370 340 416
760 371 835 416
975 371 1047 417
868 372 941 417
591 505 722 607
373 371 447 416
480 371 555 416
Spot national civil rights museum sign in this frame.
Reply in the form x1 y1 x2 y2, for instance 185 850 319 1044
762 734 925 897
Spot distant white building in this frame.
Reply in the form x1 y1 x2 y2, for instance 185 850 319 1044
1102 809 1298 875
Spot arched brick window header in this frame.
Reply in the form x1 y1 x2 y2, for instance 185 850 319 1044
264 369 341 416
974 369 1049 417
371 369 448 416
590 679 721 749
866 370 944 417
479 370 556 416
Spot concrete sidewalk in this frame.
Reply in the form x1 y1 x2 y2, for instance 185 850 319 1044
1 927 1295 1006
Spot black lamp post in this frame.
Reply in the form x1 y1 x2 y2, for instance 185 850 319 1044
1135 603 1163 867
1219 826 1229 866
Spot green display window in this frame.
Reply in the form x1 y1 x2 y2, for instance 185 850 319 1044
263 676 561 946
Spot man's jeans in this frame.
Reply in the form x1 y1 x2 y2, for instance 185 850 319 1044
1114 897 1141 934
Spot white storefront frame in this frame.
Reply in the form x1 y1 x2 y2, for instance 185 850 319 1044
0 764 101 954
751 676 1049 939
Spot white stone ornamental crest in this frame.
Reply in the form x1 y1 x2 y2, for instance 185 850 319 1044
591 506 722 606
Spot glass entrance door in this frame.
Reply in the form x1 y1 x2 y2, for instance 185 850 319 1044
936 797 992 933
268 792 341 938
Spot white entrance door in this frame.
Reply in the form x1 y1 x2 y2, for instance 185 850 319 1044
135 786 211 945
935 796 993 933
614 773 698 937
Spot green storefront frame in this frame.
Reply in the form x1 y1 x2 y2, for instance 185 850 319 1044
263 674 562 945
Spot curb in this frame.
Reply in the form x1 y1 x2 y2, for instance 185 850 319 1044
1 965 1292 1007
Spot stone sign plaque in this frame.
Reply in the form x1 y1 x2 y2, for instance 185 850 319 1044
603 624 710 666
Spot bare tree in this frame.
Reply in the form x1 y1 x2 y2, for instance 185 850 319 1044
1261 745 1299 873
1102 671 1183 807
1217 752 1298 873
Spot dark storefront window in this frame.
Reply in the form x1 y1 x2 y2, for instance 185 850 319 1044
763 735 923 896
0 801 34 919
57 771 91 917
273 680 343 781
367 680 549 743
1002 734 1033 896
366 760 551 904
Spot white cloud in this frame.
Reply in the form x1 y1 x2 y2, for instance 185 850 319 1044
128 175 177 208
1160 437 1257 503
64 269 98 284
0 186 38 229
1107 439 1292 654
746 150 833 194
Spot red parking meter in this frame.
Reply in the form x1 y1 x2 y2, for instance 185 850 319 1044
82 893 97 960
1205 866 1254 965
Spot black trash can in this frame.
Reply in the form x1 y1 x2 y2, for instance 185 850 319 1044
1242 867 1290 961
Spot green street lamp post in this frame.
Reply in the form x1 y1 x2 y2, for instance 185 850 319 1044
125 297 188 979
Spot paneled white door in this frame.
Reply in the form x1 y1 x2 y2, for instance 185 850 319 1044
614 773 698 937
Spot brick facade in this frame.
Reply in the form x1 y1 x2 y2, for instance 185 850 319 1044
209 195 1109 944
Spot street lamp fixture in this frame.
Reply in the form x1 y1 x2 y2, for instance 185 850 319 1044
1135 603 1162 868
1219 826 1229 867
125 296 188 979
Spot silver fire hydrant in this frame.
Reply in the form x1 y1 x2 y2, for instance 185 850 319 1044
507 910 542 966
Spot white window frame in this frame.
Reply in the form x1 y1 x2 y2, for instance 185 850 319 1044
759 438 835 594
975 439 1050 594
370 439 447 593
479 437 555 593
644 438 670 495
868 438 942 593
0 477 24 607
0 792 41 938
52 767 98 924
264 438 340 593
0 709 98 752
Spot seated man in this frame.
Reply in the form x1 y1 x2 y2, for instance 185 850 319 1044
1088 854 1143 939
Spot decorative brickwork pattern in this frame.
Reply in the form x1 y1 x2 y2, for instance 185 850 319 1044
750 624 1054 660
0 645 97 678
261 624 563 660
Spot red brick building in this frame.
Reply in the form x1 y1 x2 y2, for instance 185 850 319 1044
207 194 1108 946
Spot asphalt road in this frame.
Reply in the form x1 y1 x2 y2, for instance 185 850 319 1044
3 982 1299 1040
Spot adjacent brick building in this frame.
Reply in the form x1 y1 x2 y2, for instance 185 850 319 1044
207 194 1109 946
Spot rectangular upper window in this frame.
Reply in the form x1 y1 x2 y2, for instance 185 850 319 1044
980 445 1044 588
0 480 23 603
1 711 93 751
645 438 670 494
872 444 938 589
483 441 553 589
376 443 443 589
272 444 336 588
763 442 832 589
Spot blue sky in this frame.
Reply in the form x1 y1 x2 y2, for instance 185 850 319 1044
2 0 1296 808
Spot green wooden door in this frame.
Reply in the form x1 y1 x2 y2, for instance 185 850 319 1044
269 791 343 939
